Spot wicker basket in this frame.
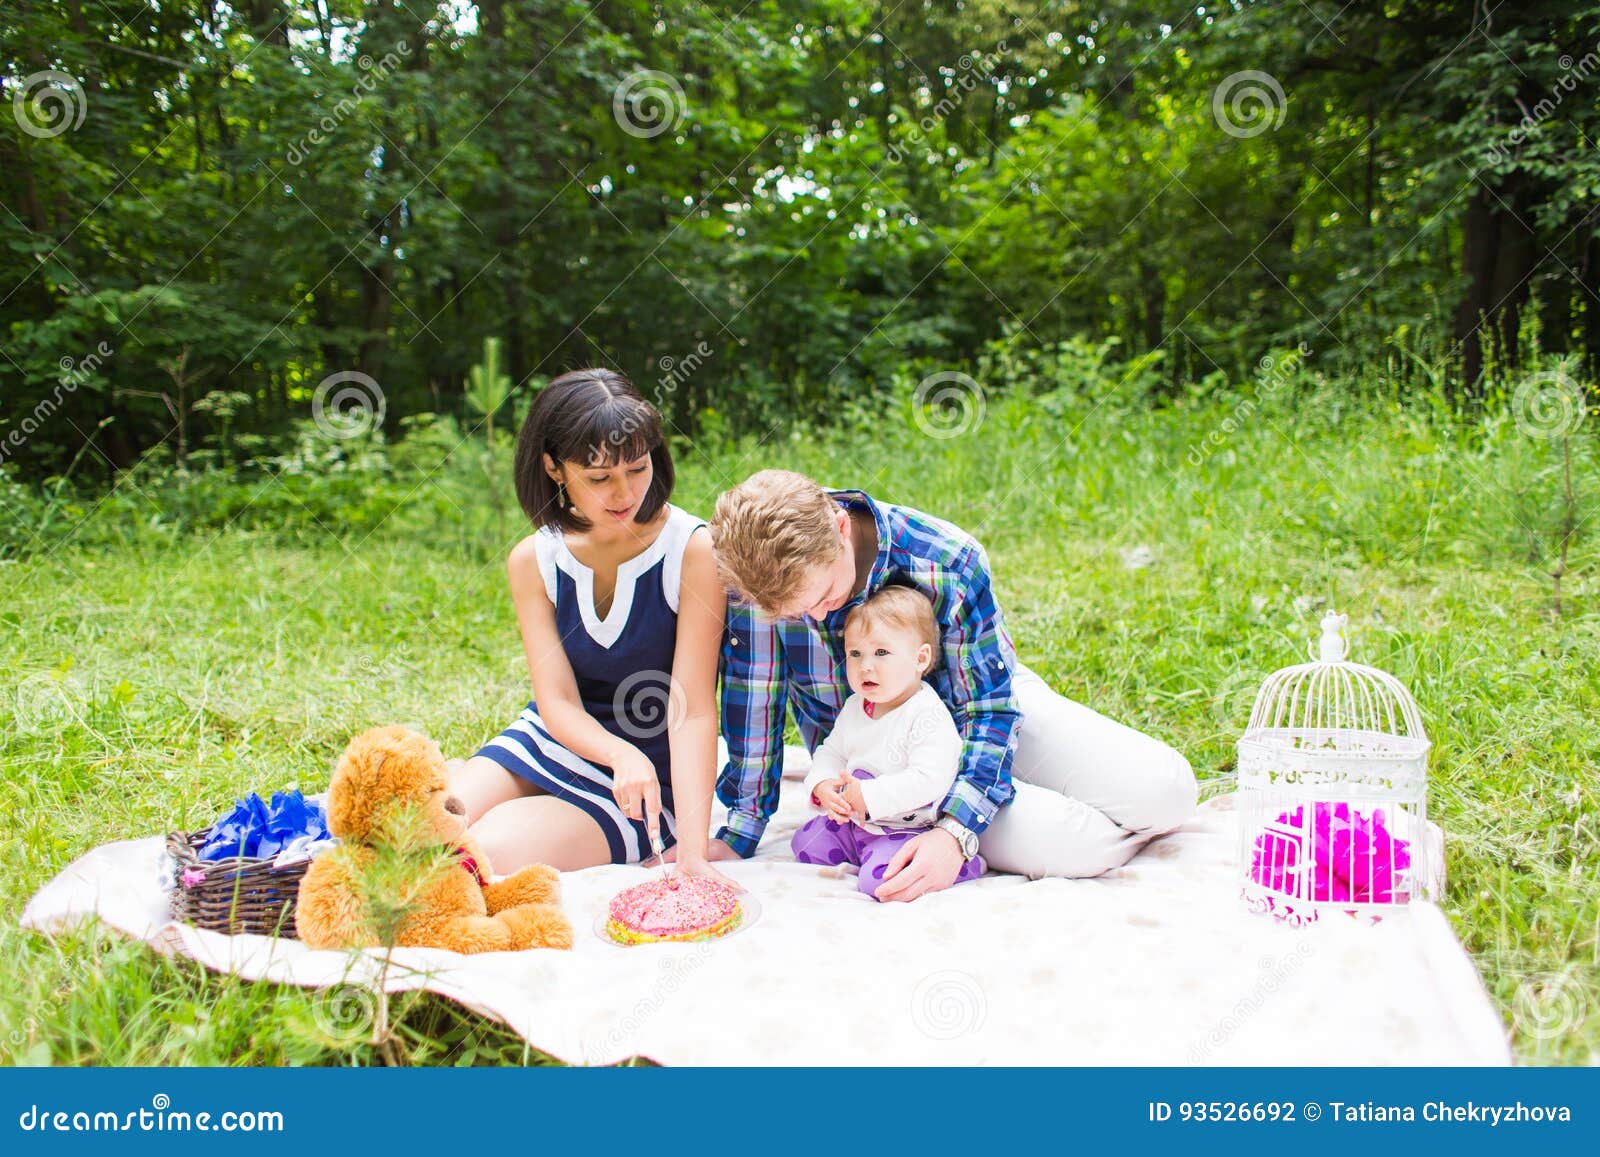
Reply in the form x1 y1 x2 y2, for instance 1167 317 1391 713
165 828 314 938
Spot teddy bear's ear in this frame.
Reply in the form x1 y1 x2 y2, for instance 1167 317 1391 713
327 725 448 841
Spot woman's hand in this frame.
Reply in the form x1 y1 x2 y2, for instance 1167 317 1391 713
658 838 742 865
609 746 662 826
672 853 745 893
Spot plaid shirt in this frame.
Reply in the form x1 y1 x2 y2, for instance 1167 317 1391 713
715 489 1022 857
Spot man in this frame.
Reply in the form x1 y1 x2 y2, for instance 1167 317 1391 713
701 469 1198 902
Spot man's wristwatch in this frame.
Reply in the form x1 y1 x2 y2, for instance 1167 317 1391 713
936 816 981 861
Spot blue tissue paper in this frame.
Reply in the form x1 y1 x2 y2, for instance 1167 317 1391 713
197 790 331 861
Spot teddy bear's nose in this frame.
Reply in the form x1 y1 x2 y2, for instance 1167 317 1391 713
443 796 466 817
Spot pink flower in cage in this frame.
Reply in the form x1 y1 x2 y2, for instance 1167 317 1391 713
1251 801 1411 904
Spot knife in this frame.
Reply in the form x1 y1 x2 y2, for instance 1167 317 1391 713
647 807 677 889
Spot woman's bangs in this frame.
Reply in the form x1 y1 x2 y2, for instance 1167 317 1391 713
567 397 663 468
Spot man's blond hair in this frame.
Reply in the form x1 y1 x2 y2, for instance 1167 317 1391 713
844 585 940 657
710 469 841 613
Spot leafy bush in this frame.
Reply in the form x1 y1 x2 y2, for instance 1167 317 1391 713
0 464 51 558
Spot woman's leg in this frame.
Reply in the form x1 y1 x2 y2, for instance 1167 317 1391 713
980 664 1199 879
448 754 541 824
468 794 613 874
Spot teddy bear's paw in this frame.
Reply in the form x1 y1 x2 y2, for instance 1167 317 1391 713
491 863 561 908
518 862 561 899
499 903 574 951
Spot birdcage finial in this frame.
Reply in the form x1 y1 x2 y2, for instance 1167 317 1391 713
1316 610 1349 663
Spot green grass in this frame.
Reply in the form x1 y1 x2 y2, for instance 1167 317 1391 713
3 377 1597 1064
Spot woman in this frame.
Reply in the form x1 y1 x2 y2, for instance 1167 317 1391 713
448 368 736 888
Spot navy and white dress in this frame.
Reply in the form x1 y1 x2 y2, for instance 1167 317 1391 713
473 504 708 864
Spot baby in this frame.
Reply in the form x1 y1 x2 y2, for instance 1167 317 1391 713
791 584 986 898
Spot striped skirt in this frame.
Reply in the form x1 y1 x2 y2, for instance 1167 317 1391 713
473 702 677 864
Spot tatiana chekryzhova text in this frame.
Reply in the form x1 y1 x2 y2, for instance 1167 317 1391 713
1327 1102 1572 1125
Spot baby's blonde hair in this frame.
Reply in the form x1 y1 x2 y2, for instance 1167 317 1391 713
709 469 841 613
843 584 940 662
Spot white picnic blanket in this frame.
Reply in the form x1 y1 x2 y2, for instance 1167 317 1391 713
21 754 1511 1066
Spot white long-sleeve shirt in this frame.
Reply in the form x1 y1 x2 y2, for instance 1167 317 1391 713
801 684 963 835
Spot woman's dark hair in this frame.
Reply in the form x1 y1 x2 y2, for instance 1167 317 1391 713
513 367 674 532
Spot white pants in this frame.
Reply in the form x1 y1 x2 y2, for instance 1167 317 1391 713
979 664 1199 879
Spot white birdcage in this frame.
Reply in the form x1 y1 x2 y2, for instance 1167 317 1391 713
1236 611 1436 926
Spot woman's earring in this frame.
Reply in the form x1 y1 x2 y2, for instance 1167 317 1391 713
556 482 569 509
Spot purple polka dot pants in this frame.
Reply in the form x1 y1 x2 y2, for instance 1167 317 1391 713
791 815 986 900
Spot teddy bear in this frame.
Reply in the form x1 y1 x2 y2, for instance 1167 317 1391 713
296 725 573 952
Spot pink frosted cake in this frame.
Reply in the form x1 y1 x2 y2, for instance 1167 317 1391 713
605 876 743 945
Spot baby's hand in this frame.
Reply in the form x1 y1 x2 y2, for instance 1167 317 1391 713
811 775 854 821
837 774 867 820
